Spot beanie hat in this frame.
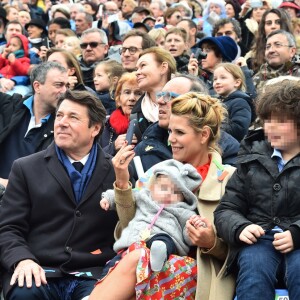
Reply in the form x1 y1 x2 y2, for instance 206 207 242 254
152 159 202 205
198 35 238 62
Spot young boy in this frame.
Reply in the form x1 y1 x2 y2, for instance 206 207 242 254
214 79 300 300
100 159 203 272
0 34 30 78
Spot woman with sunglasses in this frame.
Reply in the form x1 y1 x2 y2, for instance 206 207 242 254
131 47 176 141
90 92 236 300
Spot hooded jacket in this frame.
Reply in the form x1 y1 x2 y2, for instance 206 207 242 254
214 129 300 274
0 34 30 78
220 90 253 142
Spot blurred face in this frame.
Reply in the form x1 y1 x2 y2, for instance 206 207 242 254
93 64 110 92
55 33 66 48
8 37 22 52
201 42 222 72
62 37 81 56
265 33 296 67
168 114 206 166
150 175 184 205
264 13 281 36
27 24 43 39
6 24 22 41
264 113 299 153
7 7 19 21
149 2 163 18
18 12 31 27
155 36 165 48
283 7 298 19
225 3 235 18
84 3 96 15
209 4 222 15
164 33 186 57
48 23 61 44
252 7 267 23
47 52 74 76
167 11 182 26
121 36 143 71
34 69 68 110
215 23 239 42
81 32 108 64
70 5 80 20
117 82 142 116
104 2 119 15
136 53 166 91
55 99 101 160
75 12 91 35
157 77 191 128
122 1 134 14
213 66 241 97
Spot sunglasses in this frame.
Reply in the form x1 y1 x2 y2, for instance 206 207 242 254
80 42 105 49
156 91 180 103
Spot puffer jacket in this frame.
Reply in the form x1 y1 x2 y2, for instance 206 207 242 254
214 129 300 274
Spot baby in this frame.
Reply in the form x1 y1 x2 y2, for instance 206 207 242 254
100 159 203 272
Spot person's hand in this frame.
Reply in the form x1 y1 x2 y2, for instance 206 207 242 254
0 78 15 92
114 134 126 151
100 198 110 210
0 178 8 187
30 47 39 54
68 75 78 90
189 215 207 229
273 230 294 254
240 0 251 17
39 46 48 61
186 216 215 249
112 141 135 189
8 53 16 63
239 224 265 244
235 57 247 67
188 53 199 76
2 46 12 59
10 259 47 288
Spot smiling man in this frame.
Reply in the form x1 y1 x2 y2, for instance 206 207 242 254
79 28 109 90
0 90 119 300
253 29 300 92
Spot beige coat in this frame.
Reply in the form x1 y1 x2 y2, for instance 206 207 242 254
114 150 236 300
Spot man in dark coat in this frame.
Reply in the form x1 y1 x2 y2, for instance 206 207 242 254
0 90 119 299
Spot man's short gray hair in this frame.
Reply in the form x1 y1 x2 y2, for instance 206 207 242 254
267 29 296 47
81 28 108 45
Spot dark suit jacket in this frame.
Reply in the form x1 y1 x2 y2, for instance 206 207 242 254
0 143 118 297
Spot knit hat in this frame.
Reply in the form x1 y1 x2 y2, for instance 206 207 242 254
198 35 238 62
152 159 202 204
25 19 48 36
279 0 300 10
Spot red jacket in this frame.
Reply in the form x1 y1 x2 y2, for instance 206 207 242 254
0 34 30 78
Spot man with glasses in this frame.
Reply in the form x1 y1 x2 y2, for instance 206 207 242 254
79 28 109 90
134 74 240 171
120 30 156 72
253 29 300 92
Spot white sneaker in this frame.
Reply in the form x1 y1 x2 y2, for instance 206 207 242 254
150 240 167 272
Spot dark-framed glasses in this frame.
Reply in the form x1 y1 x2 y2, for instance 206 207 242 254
156 91 180 103
119 46 142 55
80 42 105 49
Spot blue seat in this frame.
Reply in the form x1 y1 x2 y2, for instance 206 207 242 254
234 289 289 300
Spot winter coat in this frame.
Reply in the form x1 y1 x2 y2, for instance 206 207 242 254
103 186 197 256
0 34 30 78
221 90 252 142
214 129 300 274
96 90 116 115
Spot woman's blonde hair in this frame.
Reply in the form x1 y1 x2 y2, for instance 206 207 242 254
139 47 177 81
148 28 166 43
215 62 246 91
114 72 140 107
171 92 227 152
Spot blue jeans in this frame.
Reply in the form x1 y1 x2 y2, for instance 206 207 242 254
236 232 300 300
7 277 96 300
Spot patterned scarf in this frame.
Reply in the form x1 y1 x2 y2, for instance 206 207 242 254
55 144 98 203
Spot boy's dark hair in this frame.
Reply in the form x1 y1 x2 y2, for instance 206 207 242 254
257 80 300 128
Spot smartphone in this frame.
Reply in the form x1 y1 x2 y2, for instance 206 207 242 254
126 119 137 145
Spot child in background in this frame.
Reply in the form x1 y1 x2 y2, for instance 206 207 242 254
93 60 125 115
213 62 254 142
0 34 30 78
62 36 82 57
214 79 300 300
100 159 203 275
